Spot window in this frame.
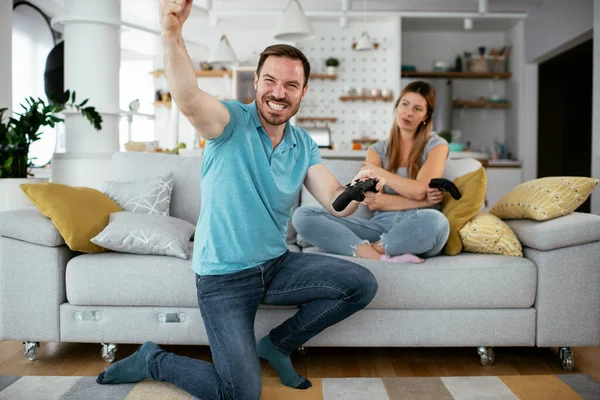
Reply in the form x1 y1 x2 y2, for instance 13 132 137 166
12 3 56 167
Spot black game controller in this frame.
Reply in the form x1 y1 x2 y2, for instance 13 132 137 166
429 178 462 200
333 178 380 212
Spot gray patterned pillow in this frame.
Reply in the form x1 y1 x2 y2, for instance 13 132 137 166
91 212 195 259
103 174 174 216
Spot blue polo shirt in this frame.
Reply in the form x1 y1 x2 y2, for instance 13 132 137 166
191 100 322 275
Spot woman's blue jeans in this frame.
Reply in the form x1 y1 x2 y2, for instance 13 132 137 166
292 207 450 258
146 250 378 400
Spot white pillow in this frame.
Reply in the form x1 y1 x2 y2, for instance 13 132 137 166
103 173 174 216
91 212 195 259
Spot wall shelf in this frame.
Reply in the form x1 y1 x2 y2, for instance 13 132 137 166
453 100 511 109
401 71 511 79
297 117 337 123
150 70 233 78
339 95 393 102
309 73 337 80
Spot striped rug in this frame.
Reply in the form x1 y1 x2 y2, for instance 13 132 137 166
1 374 599 399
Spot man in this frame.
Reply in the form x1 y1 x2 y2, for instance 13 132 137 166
97 0 383 399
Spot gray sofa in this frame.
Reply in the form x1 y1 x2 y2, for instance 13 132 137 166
1 152 599 372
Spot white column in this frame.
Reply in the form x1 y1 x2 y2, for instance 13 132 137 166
50 0 121 189
0 1 12 114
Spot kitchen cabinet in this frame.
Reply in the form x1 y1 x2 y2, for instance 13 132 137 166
484 167 523 210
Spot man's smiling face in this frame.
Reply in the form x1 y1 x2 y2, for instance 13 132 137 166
254 55 308 128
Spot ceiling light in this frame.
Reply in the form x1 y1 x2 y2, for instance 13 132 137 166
208 35 237 64
274 0 314 41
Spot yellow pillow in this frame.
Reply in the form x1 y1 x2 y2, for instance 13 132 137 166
490 177 599 221
441 167 487 256
20 182 122 253
460 212 522 257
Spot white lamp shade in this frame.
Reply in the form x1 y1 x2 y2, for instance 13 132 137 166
208 35 237 64
274 0 314 41
354 32 374 51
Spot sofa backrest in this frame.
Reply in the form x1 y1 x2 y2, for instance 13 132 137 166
110 152 202 225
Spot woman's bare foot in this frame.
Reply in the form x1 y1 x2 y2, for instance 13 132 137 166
354 243 383 260
381 254 425 263
370 241 385 255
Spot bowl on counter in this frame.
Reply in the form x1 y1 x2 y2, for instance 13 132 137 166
448 143 465 152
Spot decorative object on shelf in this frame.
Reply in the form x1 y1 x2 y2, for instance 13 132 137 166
199 62 213 71
352 137 378 150
381 88 393 97
274 0 314 41
0 90 102 179
352 31 379 51
128 99 140 112
325 57 339 75
208 35 237 64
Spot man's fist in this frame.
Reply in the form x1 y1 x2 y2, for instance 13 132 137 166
160 0 193 35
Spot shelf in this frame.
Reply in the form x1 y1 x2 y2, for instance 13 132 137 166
401 71 511 79
453 100 511 109
150 70 232 78
296 117 338 123
309 73 337 80
339 95 393 102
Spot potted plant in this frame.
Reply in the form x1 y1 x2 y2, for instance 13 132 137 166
0 90 101 211
325 57 340 75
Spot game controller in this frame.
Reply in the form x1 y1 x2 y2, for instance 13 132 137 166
333 178 380 212
428 178 462 200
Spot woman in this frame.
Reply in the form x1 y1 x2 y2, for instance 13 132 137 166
292 81 450 263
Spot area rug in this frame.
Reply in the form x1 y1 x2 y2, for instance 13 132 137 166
1 374 599 399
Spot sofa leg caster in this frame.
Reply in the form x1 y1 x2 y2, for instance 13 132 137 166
296 346 307 356
101 343 118 363
477 347 495 366
559 347 575 371
23 341 40 361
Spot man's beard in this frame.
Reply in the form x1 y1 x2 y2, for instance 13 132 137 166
256 96 301 127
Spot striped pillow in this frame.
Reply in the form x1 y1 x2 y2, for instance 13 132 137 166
460 212 522 257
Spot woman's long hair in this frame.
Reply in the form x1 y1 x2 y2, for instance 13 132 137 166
386 81 435 179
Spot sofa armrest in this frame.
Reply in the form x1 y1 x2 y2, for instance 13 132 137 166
505 212 600 251
0 236 77 341
0 208 65 247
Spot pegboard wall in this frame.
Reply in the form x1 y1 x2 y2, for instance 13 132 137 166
296 20 400 150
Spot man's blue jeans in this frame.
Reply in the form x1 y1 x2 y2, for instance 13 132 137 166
147 250 378 400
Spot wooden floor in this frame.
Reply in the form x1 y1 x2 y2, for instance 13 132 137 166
1 341 599 381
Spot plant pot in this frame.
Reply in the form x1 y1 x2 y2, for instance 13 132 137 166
0 177 48 212
326 66 338 75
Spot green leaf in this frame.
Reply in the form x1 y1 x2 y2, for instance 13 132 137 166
78 99 88 107
71 91 76 104
3 157 13 169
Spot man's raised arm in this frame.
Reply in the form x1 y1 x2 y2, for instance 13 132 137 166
160 0 230 139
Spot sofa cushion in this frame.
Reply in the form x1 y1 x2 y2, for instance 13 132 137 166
110 152 202 225
103 173 174 216
303 247 536 309
505 212 600 251
91 212 196 259
490 176 599 221
441 167 487 255
20 182 122 253
460 212 523 257
0 208 65 247
67 246 536 309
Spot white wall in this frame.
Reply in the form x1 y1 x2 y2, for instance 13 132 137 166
592 0 600 214
525 0 593 63
0 1 12 114
401 30 509 153
506 21 525 162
